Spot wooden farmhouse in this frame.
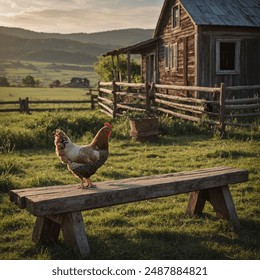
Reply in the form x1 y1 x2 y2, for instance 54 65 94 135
66 77 90 88
104 0 260 98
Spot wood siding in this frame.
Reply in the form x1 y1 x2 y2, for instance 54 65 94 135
198 26 260 98
157 0 196 88
138 0 260 99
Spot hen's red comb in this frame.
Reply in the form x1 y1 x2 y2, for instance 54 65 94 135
104 122 112 128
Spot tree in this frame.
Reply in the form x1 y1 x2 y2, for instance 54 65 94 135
94 54 141 82
35 79 42 87
22 75 36 87
0 76 10 87
49 80 61 88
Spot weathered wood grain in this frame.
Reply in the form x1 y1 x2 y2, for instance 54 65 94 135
10 167 248 217
210 186 241 228
61 212 90 258
10 166 248 258
186 190 208 216
186 186 241 228
32 216 61 243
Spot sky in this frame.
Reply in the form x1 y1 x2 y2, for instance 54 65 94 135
0 0 164 34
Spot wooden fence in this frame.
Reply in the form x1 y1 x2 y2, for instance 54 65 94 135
98 81 260 133
0 90 98 113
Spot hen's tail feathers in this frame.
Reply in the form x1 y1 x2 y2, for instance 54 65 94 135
54 129 71 164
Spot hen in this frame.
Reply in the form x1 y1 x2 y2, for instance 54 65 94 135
54 122 112 189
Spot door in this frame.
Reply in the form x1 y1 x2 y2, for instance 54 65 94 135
146 54 156 83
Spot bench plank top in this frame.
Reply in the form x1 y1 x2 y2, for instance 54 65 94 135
10 166 248 217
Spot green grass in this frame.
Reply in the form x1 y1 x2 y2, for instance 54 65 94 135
0 110 259 260
0 87 96 111
0 87 93 101
0 60 98 87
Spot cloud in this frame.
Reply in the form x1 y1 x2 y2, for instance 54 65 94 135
0 0 164 33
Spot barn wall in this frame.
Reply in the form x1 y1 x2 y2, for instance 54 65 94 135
138 0 260 99
198 26 260 98
156 0 196 89
142 0 195 89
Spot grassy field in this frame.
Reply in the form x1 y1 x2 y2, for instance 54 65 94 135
0 87 94 101
0 108 259 260
0 87 97 111
0 60 98 87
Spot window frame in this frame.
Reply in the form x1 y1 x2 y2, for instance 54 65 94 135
172 4 180 29
164 44 170 69
164 43 178 71
216 39 241 75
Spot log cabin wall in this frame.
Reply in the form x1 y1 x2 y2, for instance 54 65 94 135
156 0 196 92
198 26 260 99
104 0 260 100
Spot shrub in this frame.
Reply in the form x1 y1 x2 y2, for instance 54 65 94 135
0 111 110 150
0 76 10 87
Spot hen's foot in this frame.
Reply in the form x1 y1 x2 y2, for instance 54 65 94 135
78 180 85 189
85 179 97 189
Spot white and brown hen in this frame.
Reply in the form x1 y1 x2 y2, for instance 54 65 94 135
54 122 112 189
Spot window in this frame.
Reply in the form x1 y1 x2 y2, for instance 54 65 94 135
172 5 180 28
165 43 178 70
216 39 240 74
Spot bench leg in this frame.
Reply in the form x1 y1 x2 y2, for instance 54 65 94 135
186 186 240 228
186 190 208 216
32 212 91 258
208 186 241 228
32 216 61 243
61 211 91 258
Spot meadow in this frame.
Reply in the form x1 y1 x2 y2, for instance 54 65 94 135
0 59 98 87
0 86 96 112
0 86 93 101
0 93 259 259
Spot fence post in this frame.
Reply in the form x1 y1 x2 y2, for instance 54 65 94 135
19 97 29 114
25 97 29 114
150 82 156 107
97 81 101 109
112 80 117 118
89 89 95 110
19 98 23 113
219 83 226 136
145 81 151 113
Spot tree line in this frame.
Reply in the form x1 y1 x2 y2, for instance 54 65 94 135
0 54 141 87
0 75 41 87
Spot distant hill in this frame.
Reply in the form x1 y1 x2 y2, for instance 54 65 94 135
0 26 153 65
0 26 153 46
0 34 112 64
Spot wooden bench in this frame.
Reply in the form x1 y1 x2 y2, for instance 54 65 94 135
9 166 248 258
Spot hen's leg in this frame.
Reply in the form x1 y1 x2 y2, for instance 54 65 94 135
78 179 85 189
86 178 96 189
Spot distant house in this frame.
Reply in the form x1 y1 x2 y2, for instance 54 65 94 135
104 0 260 98
66 77 90 88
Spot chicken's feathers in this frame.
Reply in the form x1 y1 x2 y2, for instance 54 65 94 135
54 124 111 184
68 150 108 180
54 129 81 163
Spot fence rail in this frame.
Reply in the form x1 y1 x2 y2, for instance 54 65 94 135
98 81 260 134
0 90 98 113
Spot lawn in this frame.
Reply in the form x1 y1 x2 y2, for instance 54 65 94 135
0 110 259 260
